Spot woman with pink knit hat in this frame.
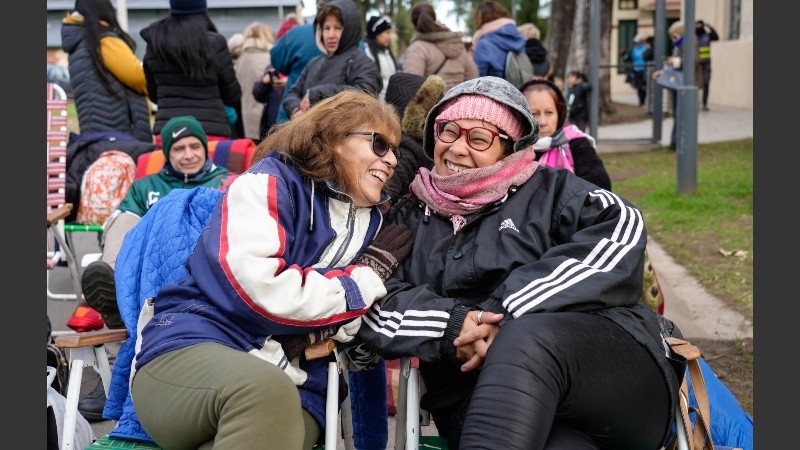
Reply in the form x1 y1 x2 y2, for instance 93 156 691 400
358 76 683 449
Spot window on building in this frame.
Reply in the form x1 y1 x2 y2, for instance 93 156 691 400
618 20 637 74
619 0 638 10
729 0 741 39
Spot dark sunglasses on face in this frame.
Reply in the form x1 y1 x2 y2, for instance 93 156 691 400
434 120 508 151
348 131 399 158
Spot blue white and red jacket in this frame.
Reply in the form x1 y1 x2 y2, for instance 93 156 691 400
134 152 389 428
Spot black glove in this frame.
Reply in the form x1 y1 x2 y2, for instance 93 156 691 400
273 327 337 361
356 223 414 282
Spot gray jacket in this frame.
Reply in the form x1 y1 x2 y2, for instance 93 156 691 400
422 76 540 158
282 0 381 116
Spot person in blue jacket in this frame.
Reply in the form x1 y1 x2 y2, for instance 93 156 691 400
470 0 527 79
130 90 413 449
269 21 323 124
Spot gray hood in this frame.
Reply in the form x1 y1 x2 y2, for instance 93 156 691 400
422 76 540 159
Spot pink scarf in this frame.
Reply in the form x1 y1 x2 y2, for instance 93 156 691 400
409 149 539 232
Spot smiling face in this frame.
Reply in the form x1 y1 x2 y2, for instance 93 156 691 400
321 15 343 55
168 135 206 175
334 128 399 207
524 90 559 138
433 119 507 176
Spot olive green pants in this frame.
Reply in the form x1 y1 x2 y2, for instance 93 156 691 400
131 343 320 449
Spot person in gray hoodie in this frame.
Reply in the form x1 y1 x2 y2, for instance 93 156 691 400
282 0 381 119
358 76 682 449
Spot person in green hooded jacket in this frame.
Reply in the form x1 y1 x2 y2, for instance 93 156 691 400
67 115 234 419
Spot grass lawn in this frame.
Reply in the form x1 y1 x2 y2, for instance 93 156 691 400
601 139 753 321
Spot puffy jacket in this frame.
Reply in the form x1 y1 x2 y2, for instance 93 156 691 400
61 14 152 143
282 0 381 117
140 25 241 137
134 152 391 430
104 187 225 442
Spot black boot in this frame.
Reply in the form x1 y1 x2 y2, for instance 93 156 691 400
78 379 107 422
81 260 124 329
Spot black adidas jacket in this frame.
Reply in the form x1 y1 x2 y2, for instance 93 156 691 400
359 165 680 422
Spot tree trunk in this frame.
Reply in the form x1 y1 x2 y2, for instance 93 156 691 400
547 0 617 117
599 0 616 118
544 0 575 88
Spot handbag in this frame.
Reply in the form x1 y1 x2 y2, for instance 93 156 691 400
656 66 684 90
667 338 747 450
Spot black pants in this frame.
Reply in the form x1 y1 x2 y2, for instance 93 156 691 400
633 70 647 106
699 62 712 107
456 312 671 450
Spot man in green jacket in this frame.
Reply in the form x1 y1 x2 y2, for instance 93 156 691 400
66 115 234 420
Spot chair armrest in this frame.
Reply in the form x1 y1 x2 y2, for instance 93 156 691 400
47 204 73 226
53 329 128 349
305 339 337 360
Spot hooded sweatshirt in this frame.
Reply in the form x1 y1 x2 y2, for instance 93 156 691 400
281 0 381 116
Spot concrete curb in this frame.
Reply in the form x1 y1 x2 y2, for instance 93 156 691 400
649 238 753 341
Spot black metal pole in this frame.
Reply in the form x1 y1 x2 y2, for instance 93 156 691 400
677 0 698 194
651 0 666 142
588 0 600 138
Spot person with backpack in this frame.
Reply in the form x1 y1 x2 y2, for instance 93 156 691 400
470 0 528 83
519 78 611 190
66 115 234 420
400 2 478 92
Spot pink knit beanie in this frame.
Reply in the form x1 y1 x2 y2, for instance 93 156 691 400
436 94 525 141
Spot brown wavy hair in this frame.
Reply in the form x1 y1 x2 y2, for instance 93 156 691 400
252 90 401 195
473 0 511 29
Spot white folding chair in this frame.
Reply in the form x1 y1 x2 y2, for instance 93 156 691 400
52 325 354 450
46 82 104 302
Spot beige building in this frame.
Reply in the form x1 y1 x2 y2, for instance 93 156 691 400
611 0 753 109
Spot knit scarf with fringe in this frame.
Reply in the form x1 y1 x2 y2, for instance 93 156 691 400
409 149 539 233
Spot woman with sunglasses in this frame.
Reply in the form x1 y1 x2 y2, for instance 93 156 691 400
358 76 682 449
130 90 414 449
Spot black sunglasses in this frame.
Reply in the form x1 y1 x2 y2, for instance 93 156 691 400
348 131 398 158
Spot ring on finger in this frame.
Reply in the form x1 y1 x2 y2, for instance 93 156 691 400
477 311 483 325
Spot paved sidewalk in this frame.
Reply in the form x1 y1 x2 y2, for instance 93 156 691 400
597 93 753 149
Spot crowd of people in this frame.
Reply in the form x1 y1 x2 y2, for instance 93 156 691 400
53 0 709 448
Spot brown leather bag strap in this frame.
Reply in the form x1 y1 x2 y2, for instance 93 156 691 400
668 337 715 450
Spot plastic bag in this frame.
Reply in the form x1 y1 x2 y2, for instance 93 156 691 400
47 366 96 449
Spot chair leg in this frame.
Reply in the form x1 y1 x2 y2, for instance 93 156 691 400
395 357 421 450
326 359 339 449
404 359 420 450
675 403 690 450
59 343 114 450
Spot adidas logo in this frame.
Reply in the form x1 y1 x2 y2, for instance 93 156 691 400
499 218 519 232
